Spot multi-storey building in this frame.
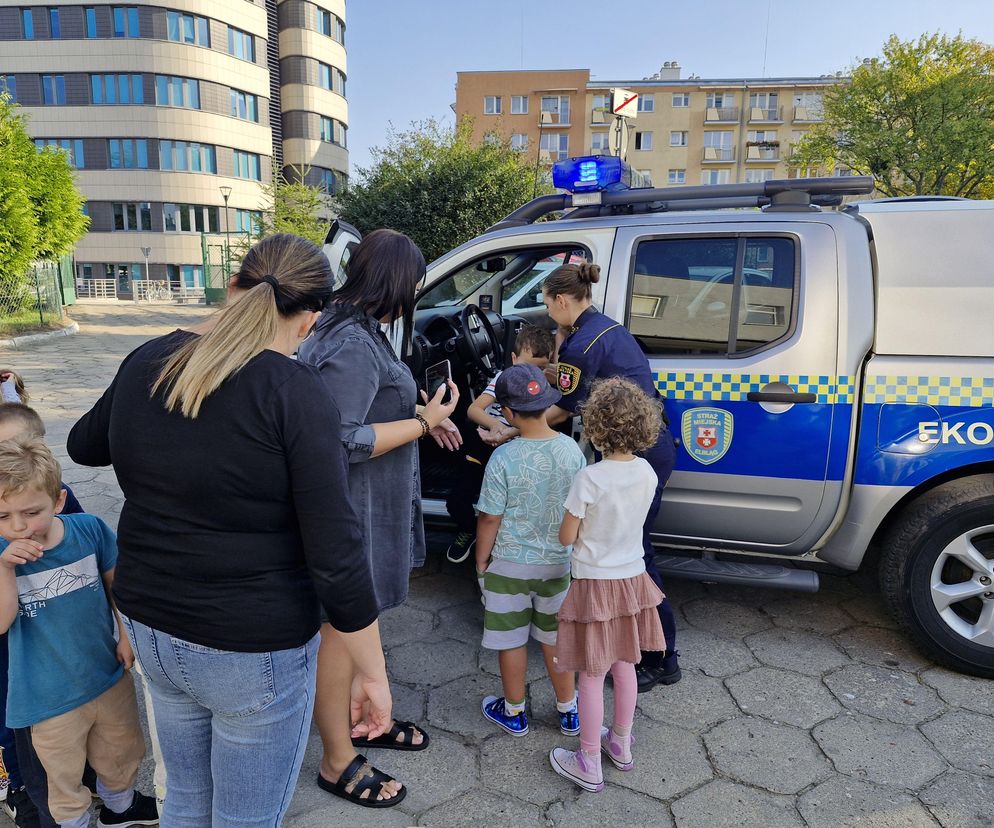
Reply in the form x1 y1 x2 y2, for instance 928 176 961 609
455 64 841 190
0 0 348 299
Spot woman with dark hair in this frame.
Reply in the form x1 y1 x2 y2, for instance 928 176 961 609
298 228 460 808
541 260 680 694
67 233 392 826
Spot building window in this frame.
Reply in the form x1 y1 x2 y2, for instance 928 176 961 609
334 68 346 96
702 170 730 185
35 138 85 168
317 9 344 43
91 74 144 105
670 130 688 147
637 94 654 112
108 138 149 169
539 132 568 161
229 89 258 121
159 140 216 173
793 92 824 121
320 116 346 146
113 6 139 37
704 131 734 161
510 95 528 114
85 7 96 37
749 92 780 119
167 264 204 288
163 203 219 233
48 8 60 38
233 150 261 180
706 92 734 109
590 132 610 153
155 75 199 109
484 95 501 115
112 202 152 231
318 64 346 96
672 92 689 107
317 168 338 194
42 75 66 105
234 209 262 234
668 169 686 184
508 133 527 151
167 11 210 45
21 9 33 39
540 95 570 124
745 169 775 183
228 26 254 61
0 76 16 102
634 131 653 151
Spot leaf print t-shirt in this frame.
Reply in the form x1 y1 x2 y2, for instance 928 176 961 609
476 434 586 566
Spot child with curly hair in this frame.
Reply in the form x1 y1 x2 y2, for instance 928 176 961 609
549 378 667 792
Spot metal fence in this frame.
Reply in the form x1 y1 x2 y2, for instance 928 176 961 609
0 261 66 336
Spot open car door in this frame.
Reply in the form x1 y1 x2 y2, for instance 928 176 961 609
323 219 362 288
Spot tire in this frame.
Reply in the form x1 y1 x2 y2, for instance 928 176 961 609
879 474 994 678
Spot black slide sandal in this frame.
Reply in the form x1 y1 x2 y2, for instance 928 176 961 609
351 719 430 752
316 755 407 809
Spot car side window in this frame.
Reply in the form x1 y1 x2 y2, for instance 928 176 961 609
627 236 796 356
500 249 586 314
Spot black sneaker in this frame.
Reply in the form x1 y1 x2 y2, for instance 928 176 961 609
635 664 664 693
446 532 475 564
657 651 682 686
3 786 41 828
96 791 158 827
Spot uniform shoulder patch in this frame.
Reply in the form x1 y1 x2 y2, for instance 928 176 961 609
558 363 581 395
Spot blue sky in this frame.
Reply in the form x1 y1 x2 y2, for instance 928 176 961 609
344 0 994 172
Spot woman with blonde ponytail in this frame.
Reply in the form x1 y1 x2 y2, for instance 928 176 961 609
67 233 392 827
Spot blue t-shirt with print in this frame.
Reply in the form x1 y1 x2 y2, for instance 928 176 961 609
3 513 122 728
476 434 585 566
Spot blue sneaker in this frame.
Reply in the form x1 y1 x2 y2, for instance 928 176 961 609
482 695 529 736
558 705 580 736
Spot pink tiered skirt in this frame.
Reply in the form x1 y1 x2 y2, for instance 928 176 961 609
554 572 666 674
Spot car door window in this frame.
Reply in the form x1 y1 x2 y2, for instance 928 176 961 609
500 250 586 314
627 236 796 356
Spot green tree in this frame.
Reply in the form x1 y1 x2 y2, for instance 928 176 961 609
0 92 89 280
249 167 331 249
791 33 994 197
336 119 550 262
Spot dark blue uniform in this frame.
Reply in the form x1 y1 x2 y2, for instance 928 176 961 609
557 307 677 669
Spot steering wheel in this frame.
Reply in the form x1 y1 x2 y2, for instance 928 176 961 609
458 304 503 374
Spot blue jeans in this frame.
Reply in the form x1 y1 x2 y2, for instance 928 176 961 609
121 616 319 828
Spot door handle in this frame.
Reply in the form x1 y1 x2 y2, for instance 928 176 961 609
747 390 817 404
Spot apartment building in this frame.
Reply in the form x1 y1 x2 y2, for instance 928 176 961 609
455 64 841 190
0 0 348 299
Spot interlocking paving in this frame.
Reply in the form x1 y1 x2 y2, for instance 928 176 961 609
5 303 994 827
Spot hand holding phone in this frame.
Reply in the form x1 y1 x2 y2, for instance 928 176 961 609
425 360 452 405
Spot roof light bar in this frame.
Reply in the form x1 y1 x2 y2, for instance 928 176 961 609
552 155 637 193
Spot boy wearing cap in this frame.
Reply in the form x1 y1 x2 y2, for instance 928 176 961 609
475 363 585 738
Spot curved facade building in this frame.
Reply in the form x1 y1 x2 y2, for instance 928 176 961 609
0 0 349 298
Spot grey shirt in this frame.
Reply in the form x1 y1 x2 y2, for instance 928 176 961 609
298 306 425 612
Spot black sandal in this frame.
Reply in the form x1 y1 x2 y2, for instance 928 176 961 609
316 754 407 809
351 719 430 752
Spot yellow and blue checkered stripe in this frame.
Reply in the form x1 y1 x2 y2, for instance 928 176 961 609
863 376 994 407
654 373 855 405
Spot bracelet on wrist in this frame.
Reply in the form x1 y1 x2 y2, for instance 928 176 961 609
414 413 431 438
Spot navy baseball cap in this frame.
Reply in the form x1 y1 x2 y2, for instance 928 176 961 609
494 363 562 412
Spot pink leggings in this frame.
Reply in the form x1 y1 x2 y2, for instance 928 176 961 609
577 661 637 754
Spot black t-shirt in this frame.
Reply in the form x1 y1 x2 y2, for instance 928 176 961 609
67 330 377 652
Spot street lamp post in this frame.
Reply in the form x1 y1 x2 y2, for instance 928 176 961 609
139 246 151 303
219 185 232 281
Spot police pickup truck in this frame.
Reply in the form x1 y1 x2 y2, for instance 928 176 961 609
325 155 994 678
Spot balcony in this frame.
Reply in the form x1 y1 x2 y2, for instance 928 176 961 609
793 106 824 122
702 147 735 162
539 111 571 128
749 106 782 122
590 108 610 124
705 107 739 123
747 142 780 162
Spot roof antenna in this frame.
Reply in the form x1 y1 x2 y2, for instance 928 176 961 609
762 0 772 76
520 6 524 69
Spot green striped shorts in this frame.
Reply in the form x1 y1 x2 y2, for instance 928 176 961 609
481 558 571 650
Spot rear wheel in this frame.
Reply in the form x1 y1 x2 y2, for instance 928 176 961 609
879 475 994 678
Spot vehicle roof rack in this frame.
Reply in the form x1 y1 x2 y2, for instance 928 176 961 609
489 176 874 231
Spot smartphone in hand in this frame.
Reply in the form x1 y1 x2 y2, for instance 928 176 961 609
425 360 452 404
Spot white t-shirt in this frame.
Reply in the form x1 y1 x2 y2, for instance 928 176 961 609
564 457 658 580
481 370 510 426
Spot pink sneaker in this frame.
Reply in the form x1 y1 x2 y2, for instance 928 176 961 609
600 726 635 771
549 747 604 792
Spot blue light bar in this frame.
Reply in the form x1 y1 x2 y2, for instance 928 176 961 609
552 155 635 193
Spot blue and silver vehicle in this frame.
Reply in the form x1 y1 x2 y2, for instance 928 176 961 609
325 156 994 678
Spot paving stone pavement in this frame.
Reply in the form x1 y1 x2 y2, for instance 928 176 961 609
5 303 994 827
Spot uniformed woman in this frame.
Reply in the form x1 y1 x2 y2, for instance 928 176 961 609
542 260 680 692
